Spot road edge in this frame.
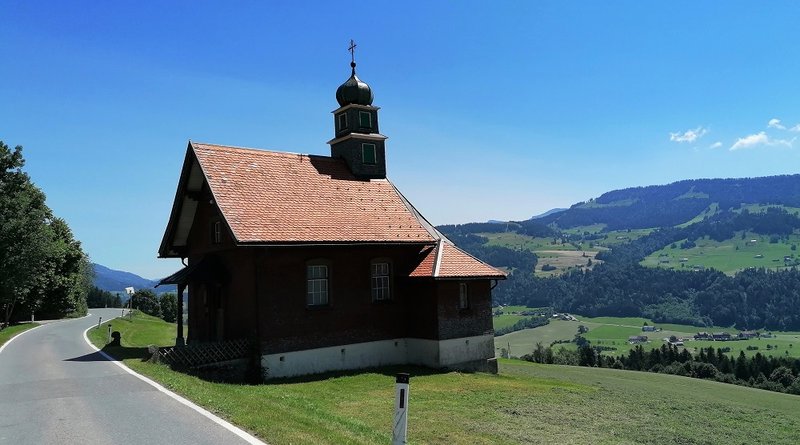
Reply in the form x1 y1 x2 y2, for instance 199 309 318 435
0 311 95 354
81 323 268 445
0 324 42 355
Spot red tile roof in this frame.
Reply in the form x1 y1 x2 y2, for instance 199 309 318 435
410 241 507 279
191 142 437 243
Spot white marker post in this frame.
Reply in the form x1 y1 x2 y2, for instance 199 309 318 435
392 373 410 445
107 324 112 344
97 317 102 329
125 287 135 320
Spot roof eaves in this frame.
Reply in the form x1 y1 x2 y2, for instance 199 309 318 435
158 142 196 258
190 142 242 245
389 181 451 244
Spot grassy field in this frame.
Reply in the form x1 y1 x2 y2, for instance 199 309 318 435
0 323 39 348
677 203 720 227
481 232 603 276
642 232 800 275
89 313 800 444
87 311 184 357
738 203 800 216
481 232 581 251
493 306 552 330
495 314 800 359
493 314 526 330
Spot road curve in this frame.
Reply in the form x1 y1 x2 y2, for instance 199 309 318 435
0 308 259 445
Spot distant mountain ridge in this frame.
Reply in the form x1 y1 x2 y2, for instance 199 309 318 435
92 263 175 293
537 174 800 230
530 208 567 220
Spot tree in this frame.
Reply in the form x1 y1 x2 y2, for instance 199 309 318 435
159 293 178 323
769 366 796 388
87 286 121 308
0 141 52 326
24 218 91 318
132 289 161 318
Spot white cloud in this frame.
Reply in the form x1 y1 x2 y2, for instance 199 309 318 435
790 124 800 132
730 131 796 151
669 126 707 143
768 118 786 130
708 141 722 149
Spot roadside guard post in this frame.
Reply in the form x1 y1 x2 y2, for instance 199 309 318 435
107 324 112 344
392 373 410 445
97 317 102 329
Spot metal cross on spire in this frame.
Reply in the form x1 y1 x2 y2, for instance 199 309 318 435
348 39 357 64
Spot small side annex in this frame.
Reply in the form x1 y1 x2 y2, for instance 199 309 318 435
157 59 505 379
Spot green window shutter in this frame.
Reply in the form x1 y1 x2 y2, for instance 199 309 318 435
359 111 372 129
362 144 376 165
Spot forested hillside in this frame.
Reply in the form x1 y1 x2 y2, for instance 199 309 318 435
538 174 800 230
439 174 800 330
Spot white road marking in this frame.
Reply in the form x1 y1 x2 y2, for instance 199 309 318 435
0 324 43 355
81 321 268 445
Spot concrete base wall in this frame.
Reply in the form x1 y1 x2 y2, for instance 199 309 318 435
262 334 495 379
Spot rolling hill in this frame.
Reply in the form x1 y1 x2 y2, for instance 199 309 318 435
537 174 800 230
92 263 175 293
436 173 800 329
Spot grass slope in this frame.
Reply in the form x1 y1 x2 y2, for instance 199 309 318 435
0 323 38 348
89 313 800 444
495 315 800 359
642 232 800 275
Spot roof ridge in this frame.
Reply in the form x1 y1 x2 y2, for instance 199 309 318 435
191 141 323 159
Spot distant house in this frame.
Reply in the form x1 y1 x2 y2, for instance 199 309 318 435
629 335 648 344
712 332 732 341
738 331 759 339
694 332 711 340
642 325 656 332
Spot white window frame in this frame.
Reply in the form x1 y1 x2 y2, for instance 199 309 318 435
371 261 391 301
307 264 329 306
337 112 348 132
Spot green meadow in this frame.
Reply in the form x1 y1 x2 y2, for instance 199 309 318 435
481 232 581 252
642 232 800 275
481 232 602 276
495 313 800 360
90 312 800 445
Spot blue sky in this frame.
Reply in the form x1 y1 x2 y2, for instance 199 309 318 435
2 2 799 278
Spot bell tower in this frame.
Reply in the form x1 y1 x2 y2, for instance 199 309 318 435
328 40 388 179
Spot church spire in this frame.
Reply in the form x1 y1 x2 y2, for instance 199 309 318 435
328 41 387 179
336 40 374 107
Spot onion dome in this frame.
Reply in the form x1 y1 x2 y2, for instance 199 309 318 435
336 62 374 107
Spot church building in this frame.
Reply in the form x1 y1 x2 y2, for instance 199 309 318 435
158 51 506 378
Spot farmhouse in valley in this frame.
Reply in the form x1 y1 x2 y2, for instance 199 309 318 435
157 53 506 378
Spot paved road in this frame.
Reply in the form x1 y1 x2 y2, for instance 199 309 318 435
0 309 258 444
